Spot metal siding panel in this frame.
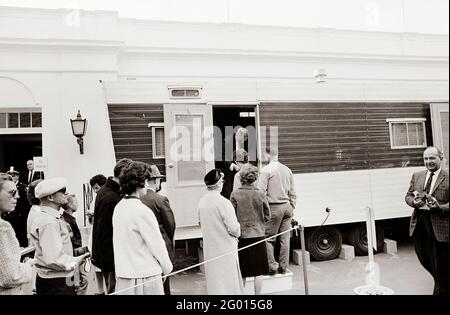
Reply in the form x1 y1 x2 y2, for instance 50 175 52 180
259 102 431 174
108 104 166 174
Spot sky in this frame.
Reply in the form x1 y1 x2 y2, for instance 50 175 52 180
0 0 448 34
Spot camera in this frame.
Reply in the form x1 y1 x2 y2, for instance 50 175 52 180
73 246 89 257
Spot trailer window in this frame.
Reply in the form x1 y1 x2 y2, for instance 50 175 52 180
387 118 427 149
149 123 165 159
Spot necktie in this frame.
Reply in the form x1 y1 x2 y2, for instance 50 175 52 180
424 172 435 194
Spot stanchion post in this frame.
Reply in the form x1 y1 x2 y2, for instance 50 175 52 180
299 225 309 295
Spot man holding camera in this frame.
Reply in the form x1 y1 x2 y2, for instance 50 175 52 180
405 146 448 296
29 178 89 295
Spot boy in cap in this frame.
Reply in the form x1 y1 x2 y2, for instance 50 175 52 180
140 164 176 295
29 178 89 295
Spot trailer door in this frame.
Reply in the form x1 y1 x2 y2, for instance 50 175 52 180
163 104 215 237
430 103 449 168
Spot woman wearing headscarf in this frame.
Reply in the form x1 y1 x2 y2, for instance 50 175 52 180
197 169 243 295
0 173 34 295
230 164 271 294
112 161 172 295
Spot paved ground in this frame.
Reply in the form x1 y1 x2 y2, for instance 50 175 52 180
23 240 434 295
170 241 434 295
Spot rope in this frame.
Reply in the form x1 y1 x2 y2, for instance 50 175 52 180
109 225 300 295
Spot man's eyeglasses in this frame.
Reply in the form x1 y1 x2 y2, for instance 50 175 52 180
56 187 67 194
0 173 13 181
8 190 18 198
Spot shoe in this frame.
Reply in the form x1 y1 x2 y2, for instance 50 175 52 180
266 269 277 276
277 268 287 274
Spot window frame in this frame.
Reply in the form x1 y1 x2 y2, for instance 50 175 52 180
148 122 165 159
0 109 42 134
386 118 427 149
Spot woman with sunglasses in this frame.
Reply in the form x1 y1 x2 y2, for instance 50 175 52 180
0 173 34 294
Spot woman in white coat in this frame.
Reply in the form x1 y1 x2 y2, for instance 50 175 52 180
198 169 243 295
112 161 173 295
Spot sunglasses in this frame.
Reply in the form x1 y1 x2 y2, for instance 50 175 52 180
0 173 13 181
56 187 67 194
8 190 18 198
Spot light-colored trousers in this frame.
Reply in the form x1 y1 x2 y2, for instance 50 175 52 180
115 275 164 295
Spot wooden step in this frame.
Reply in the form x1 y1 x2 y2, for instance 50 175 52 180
243 269 293 294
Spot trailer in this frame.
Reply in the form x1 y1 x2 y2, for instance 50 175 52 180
105 82 448 260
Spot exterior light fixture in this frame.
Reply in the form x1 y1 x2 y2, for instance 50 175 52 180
314 69 327 83
70 110 87 154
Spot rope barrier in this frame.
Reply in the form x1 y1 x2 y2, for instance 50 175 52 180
109 225 301 295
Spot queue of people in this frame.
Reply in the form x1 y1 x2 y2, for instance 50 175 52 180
1 145 447 296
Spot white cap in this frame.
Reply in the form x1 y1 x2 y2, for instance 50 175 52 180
35 177 67 199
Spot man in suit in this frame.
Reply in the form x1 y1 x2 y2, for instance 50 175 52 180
141 164 176 295
405 146 449 295
25 160 44 185
92 158 132 294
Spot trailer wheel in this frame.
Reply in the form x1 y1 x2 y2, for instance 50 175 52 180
306 226 342 261
348 223 384 256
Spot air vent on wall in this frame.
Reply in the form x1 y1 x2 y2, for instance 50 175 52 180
168 87 202 99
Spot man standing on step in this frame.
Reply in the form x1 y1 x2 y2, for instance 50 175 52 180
258 147 297 275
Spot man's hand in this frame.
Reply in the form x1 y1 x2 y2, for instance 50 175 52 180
291 218 299 228
413 196 426 208
23 257 35 266
229 163 240 172
75 252 90 265
426 195 440 209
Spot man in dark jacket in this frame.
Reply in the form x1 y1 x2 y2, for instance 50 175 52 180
91 158 132 294
141 164 176 295
2 167 29 247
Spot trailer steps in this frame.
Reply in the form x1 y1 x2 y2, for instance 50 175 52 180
243 269 293 294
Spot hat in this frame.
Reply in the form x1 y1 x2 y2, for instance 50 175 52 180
204 169 224 186
35 177 67 199
147 165 165 179
6 166 19 176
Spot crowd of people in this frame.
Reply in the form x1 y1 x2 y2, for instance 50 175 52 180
1 144 446 296
0 159 176 295
0 141 297 296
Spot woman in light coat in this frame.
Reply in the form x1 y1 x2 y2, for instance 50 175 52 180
0 173 34 295
112 161 173 295
198 169 243 295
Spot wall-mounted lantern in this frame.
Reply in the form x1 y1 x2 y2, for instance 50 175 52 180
70 110 87 154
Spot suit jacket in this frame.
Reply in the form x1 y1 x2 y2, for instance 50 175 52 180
140 190 176 255
91 177 121 271
405 169 449 242
23 171 45 185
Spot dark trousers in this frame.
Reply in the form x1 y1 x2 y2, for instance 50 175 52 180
163 277 171 295
36 275 76 295
99 271 116 294
413 211 449 296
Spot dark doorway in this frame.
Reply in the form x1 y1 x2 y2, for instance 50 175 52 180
212 106 257 199
0 134 42 180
